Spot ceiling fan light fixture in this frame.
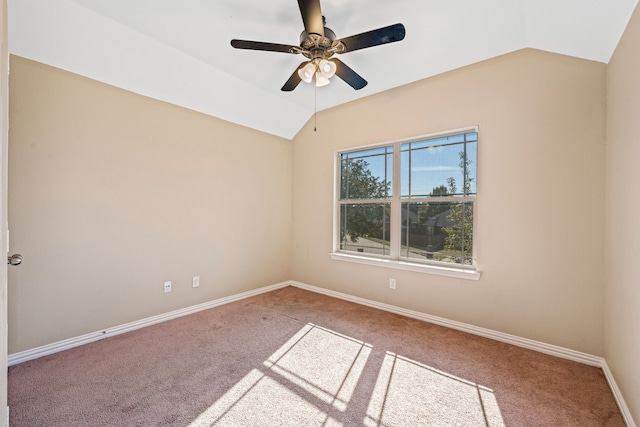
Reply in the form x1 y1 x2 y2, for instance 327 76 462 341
298 62 316 83
318 59 336 79
315 72 331 87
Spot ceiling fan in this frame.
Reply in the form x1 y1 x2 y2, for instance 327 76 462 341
230 0 406 91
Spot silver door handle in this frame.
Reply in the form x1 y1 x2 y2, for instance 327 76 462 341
7 254 23 266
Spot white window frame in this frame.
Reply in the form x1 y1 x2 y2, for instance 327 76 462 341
331 127 480 280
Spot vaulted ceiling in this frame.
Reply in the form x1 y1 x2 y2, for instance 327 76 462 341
9 0 639 139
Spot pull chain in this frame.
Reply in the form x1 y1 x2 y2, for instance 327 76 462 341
314 84 317 132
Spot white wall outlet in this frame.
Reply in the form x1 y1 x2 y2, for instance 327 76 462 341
164 281 172 293
192 276 200 288
389 278 396 289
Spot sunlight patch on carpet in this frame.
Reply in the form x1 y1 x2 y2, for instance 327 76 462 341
263 323 372 411
189 323 505 426
188 368 341 426
365 352 506 427
189 323 370 426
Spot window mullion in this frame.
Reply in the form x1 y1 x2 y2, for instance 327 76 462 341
389 143 401 259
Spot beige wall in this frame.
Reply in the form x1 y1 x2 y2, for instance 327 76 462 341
292 49 607 355
7 56 292 353
605 3 640 424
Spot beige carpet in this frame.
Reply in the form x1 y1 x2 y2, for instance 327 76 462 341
8 286 624 426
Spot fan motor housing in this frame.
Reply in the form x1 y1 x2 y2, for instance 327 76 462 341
300 27 335 47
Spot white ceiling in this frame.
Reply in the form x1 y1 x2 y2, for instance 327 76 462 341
8 0 639 140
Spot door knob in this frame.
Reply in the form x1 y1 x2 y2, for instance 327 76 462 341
7 254 23 266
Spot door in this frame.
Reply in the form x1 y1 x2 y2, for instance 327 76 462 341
1 0 9 425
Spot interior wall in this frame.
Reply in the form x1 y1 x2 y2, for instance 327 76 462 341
605 3 640 424
7 56 292 354
292 48 607 355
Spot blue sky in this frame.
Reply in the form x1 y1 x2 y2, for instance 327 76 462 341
344 132 477 198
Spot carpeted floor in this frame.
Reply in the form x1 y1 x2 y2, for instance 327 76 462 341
8 286 624 426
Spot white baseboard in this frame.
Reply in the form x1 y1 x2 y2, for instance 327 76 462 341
287 280 636 427
7 281 290 367
288 281 602 365
601 360 637 427
7 279 635 427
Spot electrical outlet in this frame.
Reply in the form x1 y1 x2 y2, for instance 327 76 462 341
164 281 172 293
192 276 200 288
389 278 396 289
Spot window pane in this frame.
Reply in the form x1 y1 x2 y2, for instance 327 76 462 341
340 147 393 199
466 140 477 195
400 149 409 197
400 202 473 265
339 203 391 256
400 133 477 198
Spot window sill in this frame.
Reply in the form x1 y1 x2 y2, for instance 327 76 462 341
329 252 481 281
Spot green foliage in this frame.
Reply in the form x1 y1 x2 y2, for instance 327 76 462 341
430 185 449 196
442 152 474 263
341 158 389 199
341 204 390 243
442 201 473 263
340 159 390 243
417 185 450 220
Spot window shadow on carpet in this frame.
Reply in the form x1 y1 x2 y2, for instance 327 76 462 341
189 323 505 427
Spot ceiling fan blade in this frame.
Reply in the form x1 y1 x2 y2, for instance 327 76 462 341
281 62 308 91
231 39 298 54
335 23 405 53
298 0 324 36
332 58 367 90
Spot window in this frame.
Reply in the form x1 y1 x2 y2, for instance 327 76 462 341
335 129 478 275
